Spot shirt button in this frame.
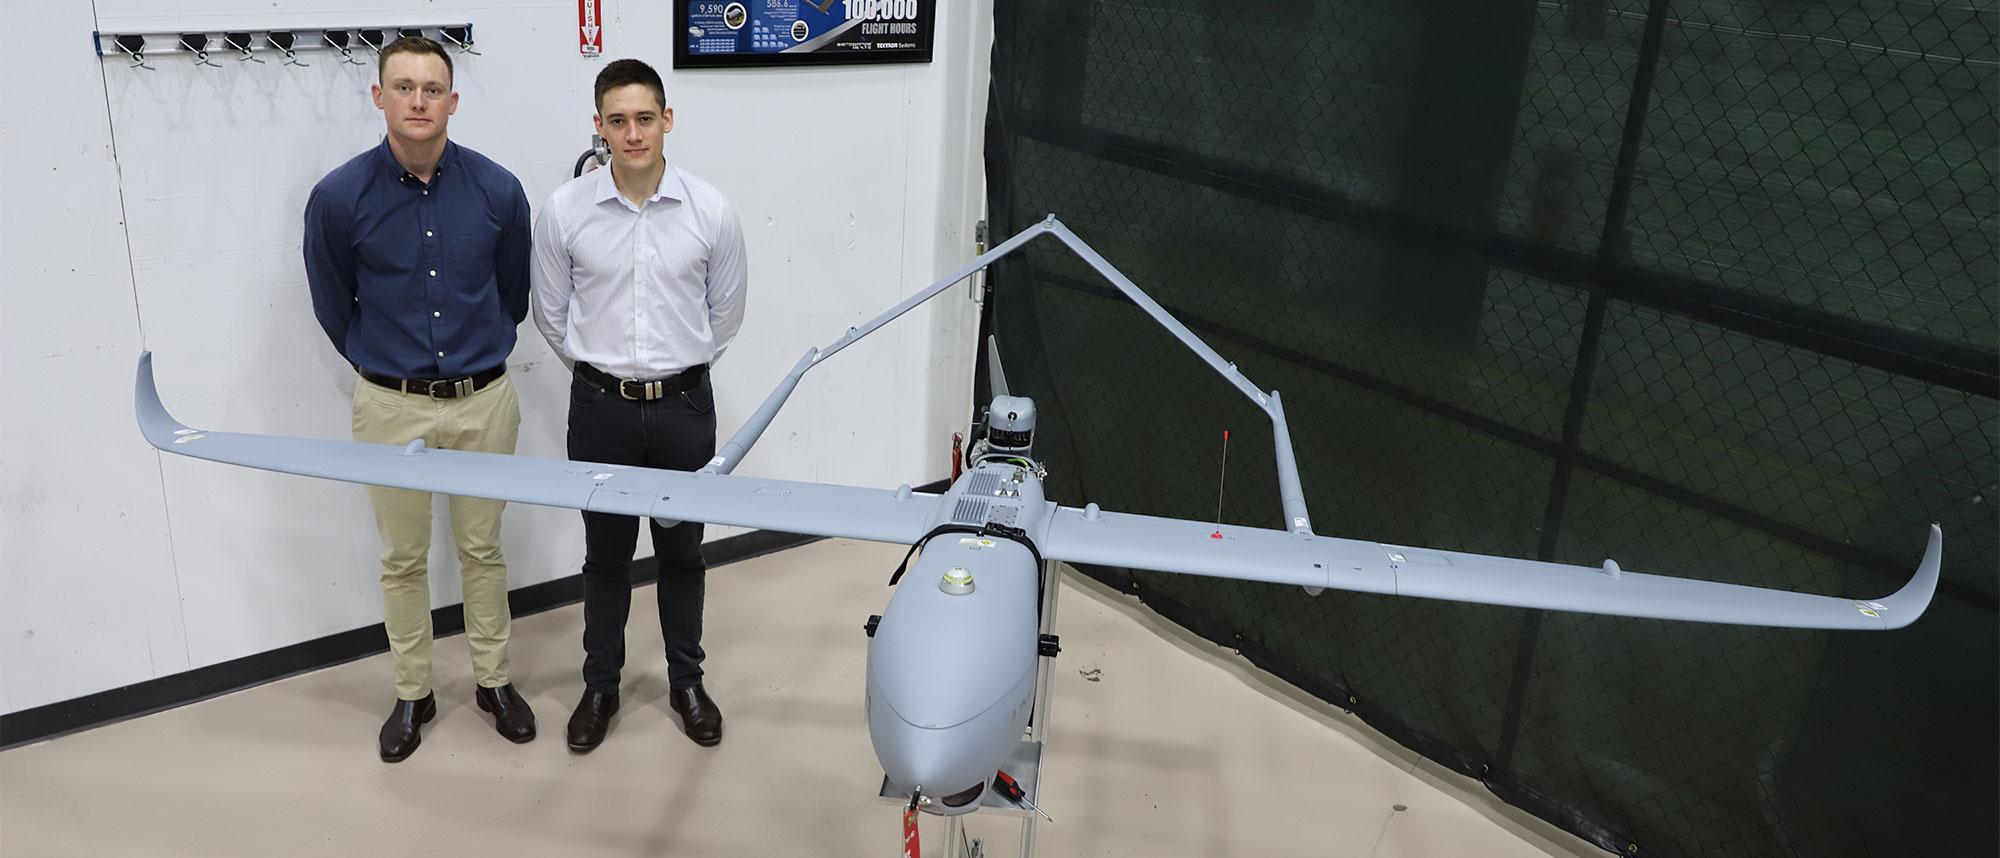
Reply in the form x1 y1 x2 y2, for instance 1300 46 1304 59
425 230 434 237
433 310 442 318
437 351 445 358
429 269 437 277
422 190 429 196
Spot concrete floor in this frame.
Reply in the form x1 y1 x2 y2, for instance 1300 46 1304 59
0 539 1598 857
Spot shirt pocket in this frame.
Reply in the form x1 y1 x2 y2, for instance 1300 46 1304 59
449 228 499 288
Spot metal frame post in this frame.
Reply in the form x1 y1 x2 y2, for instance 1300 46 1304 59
1018 558 1062 856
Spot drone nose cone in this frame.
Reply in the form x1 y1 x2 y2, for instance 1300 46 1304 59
876 725 952 787
867 662 1036 817
874 726 991 817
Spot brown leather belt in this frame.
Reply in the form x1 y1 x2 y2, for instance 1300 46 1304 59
361 365 505 399
576 361 708 401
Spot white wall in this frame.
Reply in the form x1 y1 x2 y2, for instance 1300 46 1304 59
0 0 992 715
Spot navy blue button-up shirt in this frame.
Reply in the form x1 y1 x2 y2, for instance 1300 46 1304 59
303 139 531 379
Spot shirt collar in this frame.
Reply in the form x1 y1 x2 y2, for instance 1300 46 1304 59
375 138 457 184
593 159 687 207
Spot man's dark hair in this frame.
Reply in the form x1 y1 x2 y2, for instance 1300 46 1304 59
594 59 667 112
378 36 453 84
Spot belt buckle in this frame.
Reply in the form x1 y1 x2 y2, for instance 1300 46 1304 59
619 378 667 401
617 376 668 401
425 377 473 399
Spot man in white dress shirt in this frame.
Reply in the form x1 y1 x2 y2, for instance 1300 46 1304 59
530 58 748 752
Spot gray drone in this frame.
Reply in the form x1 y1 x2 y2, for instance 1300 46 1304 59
136 215 1940 839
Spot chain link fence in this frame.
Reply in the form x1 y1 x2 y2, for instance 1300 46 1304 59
983 1 1997 855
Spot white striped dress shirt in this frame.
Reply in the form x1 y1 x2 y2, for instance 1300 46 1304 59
530 161 748 378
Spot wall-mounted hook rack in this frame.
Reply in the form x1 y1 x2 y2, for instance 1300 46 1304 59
95 24 475 67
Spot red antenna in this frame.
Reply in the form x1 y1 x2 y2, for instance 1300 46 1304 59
1215 429 1230 526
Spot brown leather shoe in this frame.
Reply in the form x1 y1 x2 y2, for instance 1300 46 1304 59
668 684 723 747
378 692 436 763
475 683 537 744
566 688 619 753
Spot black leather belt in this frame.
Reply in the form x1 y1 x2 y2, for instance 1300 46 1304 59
361 365 505 399
576 361 708 401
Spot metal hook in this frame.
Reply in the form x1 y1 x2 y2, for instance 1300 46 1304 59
268 32 309 67
179 34 221 68
358 29 387 55
223 32 265 63
114 34 155 70
438 26 482 55
323 31 366 65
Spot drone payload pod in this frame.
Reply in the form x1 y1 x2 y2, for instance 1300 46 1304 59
136 215 1942 821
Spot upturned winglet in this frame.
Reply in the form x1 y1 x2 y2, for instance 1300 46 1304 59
135 351 195 447
1867 523 1943 629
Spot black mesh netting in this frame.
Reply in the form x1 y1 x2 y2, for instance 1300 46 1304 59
981 1 1997 856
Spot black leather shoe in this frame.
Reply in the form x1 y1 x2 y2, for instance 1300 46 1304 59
669 684 723 747
566 688 619 753
379 692 436 763
475 683 537 744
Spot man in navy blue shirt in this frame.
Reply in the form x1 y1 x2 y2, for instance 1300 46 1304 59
303 36 537 762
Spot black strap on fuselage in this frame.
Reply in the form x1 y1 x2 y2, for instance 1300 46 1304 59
887 521 1044 587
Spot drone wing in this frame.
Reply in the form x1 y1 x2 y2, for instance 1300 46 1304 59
1039 505 1941 631
140 353 1941 631
136 354 937 544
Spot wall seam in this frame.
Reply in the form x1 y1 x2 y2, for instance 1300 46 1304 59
91 0 195 673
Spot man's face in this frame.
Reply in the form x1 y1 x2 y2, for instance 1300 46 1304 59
594 83 673 176
371 53 457 146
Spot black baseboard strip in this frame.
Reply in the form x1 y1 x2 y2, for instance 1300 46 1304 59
0 527 827 750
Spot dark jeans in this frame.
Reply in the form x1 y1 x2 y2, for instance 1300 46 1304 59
567 369 717 692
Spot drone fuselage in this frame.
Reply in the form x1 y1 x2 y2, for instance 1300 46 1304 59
866 458 1050 815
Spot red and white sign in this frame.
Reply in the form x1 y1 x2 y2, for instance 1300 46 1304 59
579 0 604 56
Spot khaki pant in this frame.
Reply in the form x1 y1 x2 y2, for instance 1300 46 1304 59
351 374 521 700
